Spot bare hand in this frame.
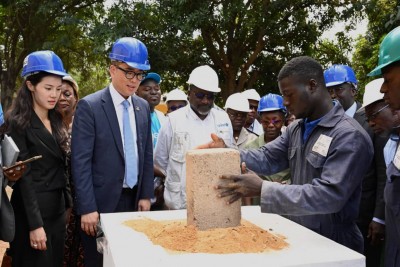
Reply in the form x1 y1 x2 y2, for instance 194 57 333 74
30 227 47 251
3 162 27 182
81 211 99 237
195 133 226 149
367 221 385 246
138 199 151 211
215 162 263 204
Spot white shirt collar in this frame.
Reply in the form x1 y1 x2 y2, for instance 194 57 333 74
109 83 133 107
345 102 357 118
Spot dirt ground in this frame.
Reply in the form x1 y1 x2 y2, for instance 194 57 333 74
0 187 12 265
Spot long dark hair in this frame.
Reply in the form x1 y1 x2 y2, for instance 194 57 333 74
5 72 68 153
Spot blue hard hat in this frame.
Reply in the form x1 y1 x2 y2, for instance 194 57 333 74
140 72 161 85
109 37 150 70
21 50 68 78
258 94 286 114
324 64 358 87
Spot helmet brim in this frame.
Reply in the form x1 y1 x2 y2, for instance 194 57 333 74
125 61 151 71
186 81 221 93
258 107 286 113
326 81 346 87
368 55 400 77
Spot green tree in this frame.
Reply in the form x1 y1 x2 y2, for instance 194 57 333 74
352 0 400 98
95 0 364 101
0 0 104 109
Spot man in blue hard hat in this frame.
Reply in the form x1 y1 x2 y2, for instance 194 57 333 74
368 26 400 267
324 64 387 266
72 37 154 266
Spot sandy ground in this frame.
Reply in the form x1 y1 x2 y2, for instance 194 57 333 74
0 187 13 265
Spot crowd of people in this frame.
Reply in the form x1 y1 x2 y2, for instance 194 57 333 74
0 25 399 267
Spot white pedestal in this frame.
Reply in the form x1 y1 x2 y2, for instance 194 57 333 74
101 206 365 267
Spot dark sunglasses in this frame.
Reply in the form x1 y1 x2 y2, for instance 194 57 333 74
193 92 215 100
170 104 186 111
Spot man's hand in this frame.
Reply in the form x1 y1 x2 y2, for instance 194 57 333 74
3 162 27 182
215 162 263 204
367 221 385 246
81 211 99 237
138 199 151 211
29 227 47 251
196 133 226 149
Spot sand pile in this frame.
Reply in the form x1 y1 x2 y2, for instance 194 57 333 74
123 218 288 254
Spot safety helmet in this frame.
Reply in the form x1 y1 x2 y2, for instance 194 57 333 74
361 78 384 108
109 37 150 70
187 65 220 93
324 65 358 87
21 50 68 78
258 93 286 114
242 89 261 101
140 72 161 85
224 93 251 112
166 88 188 103
369 26 400 76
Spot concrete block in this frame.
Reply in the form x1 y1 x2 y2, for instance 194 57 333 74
186 148 241 230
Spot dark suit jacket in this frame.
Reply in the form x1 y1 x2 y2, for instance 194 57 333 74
354 102 387 224
0 169 15 242
71 87 154 215
9 112 67 230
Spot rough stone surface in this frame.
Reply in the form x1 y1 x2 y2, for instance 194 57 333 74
186 148 241 230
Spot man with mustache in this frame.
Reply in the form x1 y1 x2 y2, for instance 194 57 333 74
154 65 233 210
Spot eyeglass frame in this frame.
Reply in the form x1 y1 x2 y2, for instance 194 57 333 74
169 104 187 111
227 109 248 119
260 118 284 126
192 91 216 100
114 65 147 81
366 104 389 123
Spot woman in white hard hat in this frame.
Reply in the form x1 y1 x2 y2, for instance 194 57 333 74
165 88 188 114
224 93 257 149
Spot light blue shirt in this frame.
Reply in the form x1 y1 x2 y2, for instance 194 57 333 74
151 111 161 149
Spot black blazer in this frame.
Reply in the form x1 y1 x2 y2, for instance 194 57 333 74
354 102 387 223
9 112 67 230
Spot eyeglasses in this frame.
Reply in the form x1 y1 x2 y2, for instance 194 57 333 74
170 104 186 111
260 119 283 126
227 110 247 118
115 65 146 81
193 92 215 100
366 104 389 123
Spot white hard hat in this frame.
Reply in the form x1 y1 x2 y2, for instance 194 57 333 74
362 78 384 108
187 65 221 93
166 88 188 103
242 89 261 101
224 93 251 112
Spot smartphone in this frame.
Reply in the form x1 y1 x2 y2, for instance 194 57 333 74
3 155 43 171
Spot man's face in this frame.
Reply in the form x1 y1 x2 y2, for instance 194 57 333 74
327 83 356 110
109 63 145 98
136 79 161 109
279 76 310 119
381 64 400 110
226 108 248 132
245 99 259 125
260 111 284 141
188 86 215 116
365 101 397 135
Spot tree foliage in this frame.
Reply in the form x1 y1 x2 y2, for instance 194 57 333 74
0 0 104 109
0 0 369 110
352 0 400 99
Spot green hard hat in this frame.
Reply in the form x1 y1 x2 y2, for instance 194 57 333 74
368 26 400 77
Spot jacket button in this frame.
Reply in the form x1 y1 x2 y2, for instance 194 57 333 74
45 182 49 186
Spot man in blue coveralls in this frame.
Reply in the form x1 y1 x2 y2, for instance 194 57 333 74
201 56 374 253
